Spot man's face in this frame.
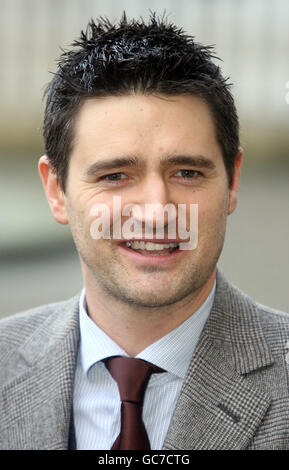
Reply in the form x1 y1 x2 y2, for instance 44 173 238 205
54 94 241 307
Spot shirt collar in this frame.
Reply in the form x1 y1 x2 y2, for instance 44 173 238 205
79 280 216 379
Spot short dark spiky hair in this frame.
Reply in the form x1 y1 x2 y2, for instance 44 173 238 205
43 13 239 191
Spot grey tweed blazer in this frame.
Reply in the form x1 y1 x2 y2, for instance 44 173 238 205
1 270 289 450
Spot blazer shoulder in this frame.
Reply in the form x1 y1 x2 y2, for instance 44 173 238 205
256 301 289 326
217 270 289 326
0 295 80 362
256 301 289 344
214 271 289 361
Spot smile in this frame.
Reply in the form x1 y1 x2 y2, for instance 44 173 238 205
125 240 180 255
117 239 184 265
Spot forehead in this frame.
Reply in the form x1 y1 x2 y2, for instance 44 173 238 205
71 93 222 164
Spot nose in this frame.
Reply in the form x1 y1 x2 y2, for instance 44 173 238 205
137 173 170 207
129 173 176 237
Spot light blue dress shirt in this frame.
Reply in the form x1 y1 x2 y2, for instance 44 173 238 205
73 281 216 450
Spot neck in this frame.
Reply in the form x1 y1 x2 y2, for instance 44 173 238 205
82 268 216 357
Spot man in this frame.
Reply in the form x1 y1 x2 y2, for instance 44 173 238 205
0 14 288 450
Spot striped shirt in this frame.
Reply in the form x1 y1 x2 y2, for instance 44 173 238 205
73 282 216 450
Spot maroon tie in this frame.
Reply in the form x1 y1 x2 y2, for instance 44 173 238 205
104 356 164 450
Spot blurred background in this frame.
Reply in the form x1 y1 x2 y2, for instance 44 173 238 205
0 0 288 318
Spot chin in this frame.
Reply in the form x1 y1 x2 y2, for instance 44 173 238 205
116 285 192 309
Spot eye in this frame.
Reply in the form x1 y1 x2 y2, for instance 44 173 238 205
106 173 124 181
102 172 127 182
175 169 201 179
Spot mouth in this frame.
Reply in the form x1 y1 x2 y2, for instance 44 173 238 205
124 240 180 255
117 239 183 265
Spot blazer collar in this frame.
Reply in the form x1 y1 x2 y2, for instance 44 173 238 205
19 295 80 367
206 270 274 374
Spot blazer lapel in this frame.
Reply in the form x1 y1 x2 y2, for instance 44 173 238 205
163 271 274 450
0 296 80 450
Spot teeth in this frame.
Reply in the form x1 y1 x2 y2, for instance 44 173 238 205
125 241 179 251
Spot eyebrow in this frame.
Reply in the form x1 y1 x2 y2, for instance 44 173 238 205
84 154 216 177
85 157 139 177
161 155 216 170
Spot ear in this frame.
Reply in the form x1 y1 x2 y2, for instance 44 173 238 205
38 155 68 224
227 147 243 215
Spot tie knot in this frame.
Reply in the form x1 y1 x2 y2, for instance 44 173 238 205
104 356 163 404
